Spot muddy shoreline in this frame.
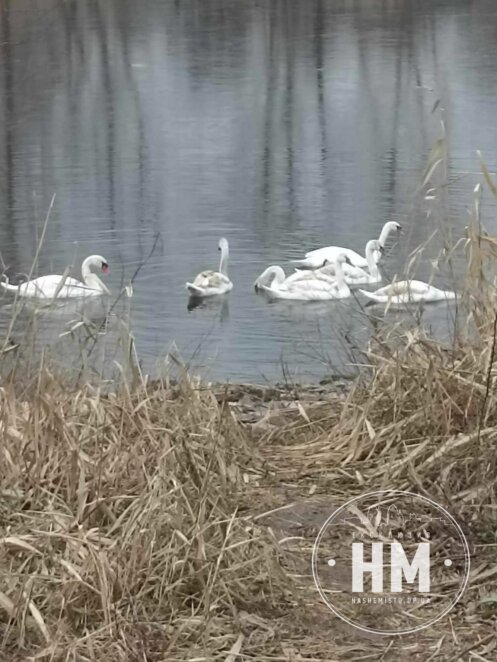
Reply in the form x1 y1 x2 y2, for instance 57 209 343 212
208 377 353 426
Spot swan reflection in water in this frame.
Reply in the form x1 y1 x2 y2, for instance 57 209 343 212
0 291 133 381
187 294 230 323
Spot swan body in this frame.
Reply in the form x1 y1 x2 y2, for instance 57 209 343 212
359 280 457 305
292 246 370 270
304 240 383 286
186 237 233 297
1 255 110 300
256 266 338 289
293 221 401 269
255 254 351 301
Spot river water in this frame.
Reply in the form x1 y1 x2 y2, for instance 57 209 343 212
1 0 497 382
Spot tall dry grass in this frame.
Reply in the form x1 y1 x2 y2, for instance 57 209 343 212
0 376 293 661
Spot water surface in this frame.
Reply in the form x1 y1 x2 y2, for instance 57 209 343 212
1 0 497 382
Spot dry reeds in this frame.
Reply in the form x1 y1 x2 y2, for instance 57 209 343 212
0 376 294 661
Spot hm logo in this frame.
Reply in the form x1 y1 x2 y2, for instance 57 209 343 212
352 542 430 593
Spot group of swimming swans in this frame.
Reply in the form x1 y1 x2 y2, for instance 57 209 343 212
0 221 456 306
185 221 456 305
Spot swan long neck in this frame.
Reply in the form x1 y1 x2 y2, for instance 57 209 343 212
378 222 394 247
257 266 285 287
81 257 109 293
366 243 380 278
81 257 94 283
333 259 349 295
219 243 229 276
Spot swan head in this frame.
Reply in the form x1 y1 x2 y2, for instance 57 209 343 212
366 239 383 254
381 221 402 241
318 256 347 269
218 238 229 252
83 255 110 274
254 270 269 291
366 239 384 265
321 257 352 267
332 254 353 266
254 266 284 291
378 222 402 250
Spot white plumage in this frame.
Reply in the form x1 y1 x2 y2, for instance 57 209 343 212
292 221 401 269
254 254 351 301
359 280 457 305
1 255 110 300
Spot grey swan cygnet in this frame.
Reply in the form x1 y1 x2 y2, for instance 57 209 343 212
186 237 233 297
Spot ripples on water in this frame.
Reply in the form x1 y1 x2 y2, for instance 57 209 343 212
0 0 497 382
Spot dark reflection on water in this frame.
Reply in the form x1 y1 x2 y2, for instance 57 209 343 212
0 0 497 382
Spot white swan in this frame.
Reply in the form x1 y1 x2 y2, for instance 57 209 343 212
1 255 111 299
292 221 401 269
256 265 337 289
304 240 383 286
186 237 233 297
359 280 457 305
255 254 351 301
